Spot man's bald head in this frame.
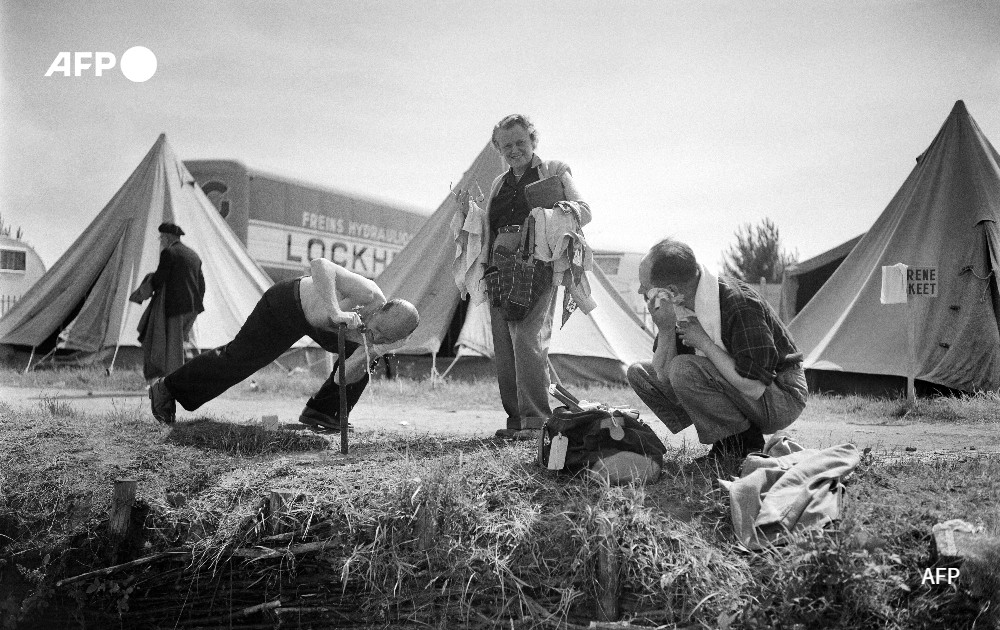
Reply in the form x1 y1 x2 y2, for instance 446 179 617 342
369 299 419 344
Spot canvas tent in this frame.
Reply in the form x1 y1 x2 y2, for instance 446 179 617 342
452 266 655 383
779 233 863 321
0 134 274 369
788 101 1000 393
376 142 654 384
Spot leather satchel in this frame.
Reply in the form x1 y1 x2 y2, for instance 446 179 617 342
483 218 551 321
538 405 667 475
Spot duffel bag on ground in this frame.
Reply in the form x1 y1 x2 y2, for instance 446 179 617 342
538 405 666 486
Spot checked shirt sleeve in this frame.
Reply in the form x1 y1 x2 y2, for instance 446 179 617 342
725 298 782 386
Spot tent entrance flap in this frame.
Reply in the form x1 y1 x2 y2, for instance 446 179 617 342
108 259 138 374
58 219 139 353
981 219 1000 344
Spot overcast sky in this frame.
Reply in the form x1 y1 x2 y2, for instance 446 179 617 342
2 0 999 271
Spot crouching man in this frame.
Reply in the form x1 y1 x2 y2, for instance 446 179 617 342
627 238 807 463
149 257 419 428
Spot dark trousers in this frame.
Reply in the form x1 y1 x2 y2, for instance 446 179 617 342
490 285 557 430
164 278 367 417
627 356 807 444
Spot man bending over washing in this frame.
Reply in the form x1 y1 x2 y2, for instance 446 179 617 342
149 258 419 428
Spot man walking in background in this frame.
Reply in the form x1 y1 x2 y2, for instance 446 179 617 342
131 221 205 382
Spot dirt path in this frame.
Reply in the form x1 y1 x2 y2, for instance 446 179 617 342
2 385 996 457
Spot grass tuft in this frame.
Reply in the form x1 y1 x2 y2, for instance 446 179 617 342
165 418 328 456
35 396 75 418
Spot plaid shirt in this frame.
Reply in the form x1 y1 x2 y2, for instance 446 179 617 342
666 276 801 386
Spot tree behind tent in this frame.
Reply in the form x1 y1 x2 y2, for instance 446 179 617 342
721 217 797 283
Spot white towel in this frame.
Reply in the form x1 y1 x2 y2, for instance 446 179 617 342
529 205 594 273
692 264 724 356
450 201 489 305
529 206 596 315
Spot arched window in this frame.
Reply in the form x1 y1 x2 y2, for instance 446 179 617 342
201 181 230 218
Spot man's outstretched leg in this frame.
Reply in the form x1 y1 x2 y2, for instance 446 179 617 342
298 347 372 431
150 279 309 423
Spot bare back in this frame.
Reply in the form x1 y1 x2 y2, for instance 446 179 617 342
298 274 385 342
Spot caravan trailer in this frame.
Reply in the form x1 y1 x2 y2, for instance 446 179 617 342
184 160 427 282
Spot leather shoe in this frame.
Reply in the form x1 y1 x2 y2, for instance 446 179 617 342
298 407 353 432
695 425 764 463
149 378 176 424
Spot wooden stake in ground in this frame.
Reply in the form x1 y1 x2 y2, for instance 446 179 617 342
338 322 349 454
109 479 137 540
880 263 917 408
269 489 299 535
596 516 620 622
906 300 917 408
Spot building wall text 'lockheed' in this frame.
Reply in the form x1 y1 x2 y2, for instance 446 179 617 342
249 218 410 280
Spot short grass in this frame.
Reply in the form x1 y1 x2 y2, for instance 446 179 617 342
0 366 148 393
1 364 651 402
1 369 999 628
809 391 1000 425
7 365 999 425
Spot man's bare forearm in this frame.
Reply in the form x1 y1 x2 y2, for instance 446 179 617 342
651 330 677 386
699 343 767 399
314 257 383 307
310 258 345 320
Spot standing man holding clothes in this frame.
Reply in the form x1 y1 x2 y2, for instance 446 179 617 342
627 238 808 464
454 114 592 440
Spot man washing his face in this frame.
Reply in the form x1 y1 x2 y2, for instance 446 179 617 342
627 238 808 464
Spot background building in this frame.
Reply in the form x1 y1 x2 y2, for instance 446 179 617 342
593 250 648 326
0 234 45 318
184 160 428 282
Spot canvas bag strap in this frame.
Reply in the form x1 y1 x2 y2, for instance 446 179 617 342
519 215 535 261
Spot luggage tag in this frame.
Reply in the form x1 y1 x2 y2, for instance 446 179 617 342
608 416 625 441
613 408 640 422
547 433 568 470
